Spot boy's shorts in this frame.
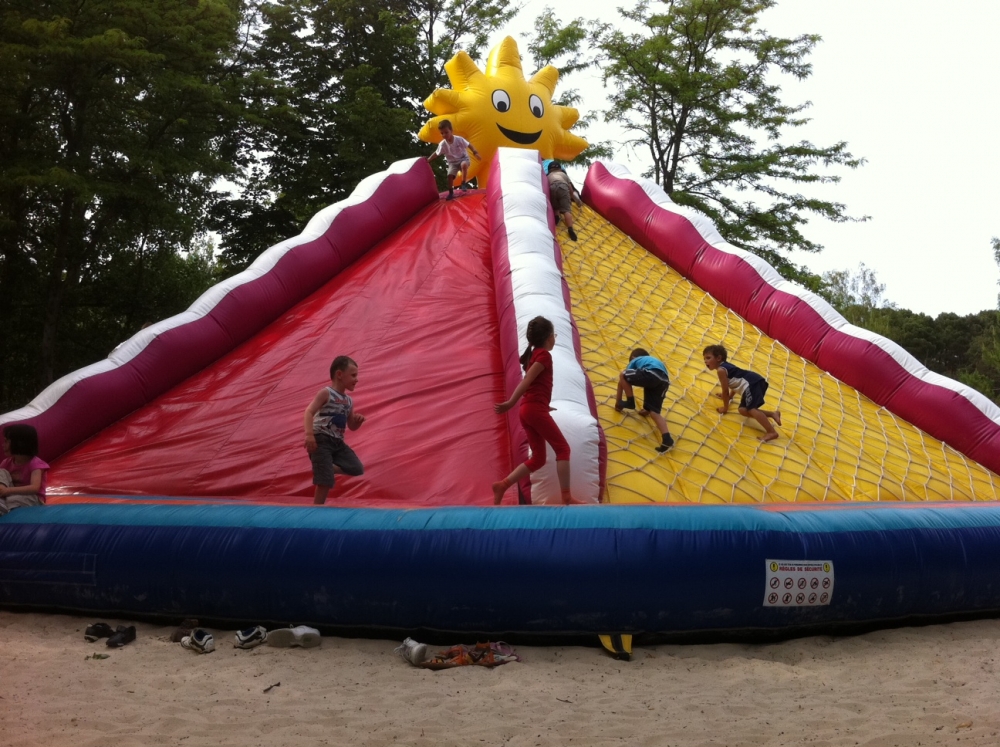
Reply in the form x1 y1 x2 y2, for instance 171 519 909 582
624 369 670 414
549 181 572 213
447 158 470 179
739 380 769 411
310 433 364 487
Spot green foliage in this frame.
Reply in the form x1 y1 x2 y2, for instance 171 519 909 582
594 0 866 276
212 0 443 270
526 8 614 165
406 0 521 92
0 0 246 410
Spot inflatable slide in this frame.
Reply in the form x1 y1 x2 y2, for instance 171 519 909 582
4 37 1000 639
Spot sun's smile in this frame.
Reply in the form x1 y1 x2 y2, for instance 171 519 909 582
497 125 541 145
419 36 588 186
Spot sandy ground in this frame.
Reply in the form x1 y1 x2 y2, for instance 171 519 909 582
2 611 999 747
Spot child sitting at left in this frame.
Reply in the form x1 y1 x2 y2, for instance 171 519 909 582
0 424 49 515
303 356 366 505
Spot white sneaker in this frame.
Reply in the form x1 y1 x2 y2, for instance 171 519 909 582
394 637 428 665
265 625 321 648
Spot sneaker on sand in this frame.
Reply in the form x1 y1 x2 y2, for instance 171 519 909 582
170 618 199 643
394 637 428 666
234 626 268 649
107 625 136 648
266 626 321 649
181 628 215 654
84 622 115 642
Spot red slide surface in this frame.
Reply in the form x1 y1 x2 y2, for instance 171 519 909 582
49 195 510 507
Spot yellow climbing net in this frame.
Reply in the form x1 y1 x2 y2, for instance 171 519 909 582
560 205 1000 504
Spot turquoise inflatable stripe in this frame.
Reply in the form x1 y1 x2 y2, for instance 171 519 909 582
6 502 1000 534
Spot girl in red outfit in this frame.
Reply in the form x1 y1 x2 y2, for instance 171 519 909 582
492 316 579 505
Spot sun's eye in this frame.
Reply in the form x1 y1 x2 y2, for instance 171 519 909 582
492 90 511 113
529 95 544 118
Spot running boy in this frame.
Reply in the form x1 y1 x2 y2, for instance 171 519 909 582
615 348 675 452
304 356 366 504
703 344 781 442
427 119 481 199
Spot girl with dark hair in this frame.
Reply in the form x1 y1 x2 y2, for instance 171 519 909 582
0 424 49 515
492 316 580 505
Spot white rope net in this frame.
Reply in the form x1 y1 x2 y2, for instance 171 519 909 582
560 206 1000 504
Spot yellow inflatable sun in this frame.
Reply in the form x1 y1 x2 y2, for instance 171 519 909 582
419 36 588 186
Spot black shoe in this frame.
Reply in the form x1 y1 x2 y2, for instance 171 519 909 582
655 434 675 453
107 625 136 648
84 622 115 642
618 397 635 411
567 227 578 242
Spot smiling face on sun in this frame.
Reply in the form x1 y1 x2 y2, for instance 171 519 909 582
419 36 588 186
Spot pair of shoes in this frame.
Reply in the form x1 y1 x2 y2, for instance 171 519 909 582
567 227 578 242
394 637 428 665
181 628 215 654
170 618 199 643
107 625 136 648
234 626 268 649
84 622 115 642
655 433 675 453
266 625 321 648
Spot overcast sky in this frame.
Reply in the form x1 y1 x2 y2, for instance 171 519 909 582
484 0 1000 317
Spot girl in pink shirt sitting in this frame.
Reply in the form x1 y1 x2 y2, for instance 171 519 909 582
0 424 49 515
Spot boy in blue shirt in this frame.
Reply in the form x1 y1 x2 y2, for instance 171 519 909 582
615 348 675 452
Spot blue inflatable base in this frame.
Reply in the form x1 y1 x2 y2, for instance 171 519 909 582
3 502 1000 637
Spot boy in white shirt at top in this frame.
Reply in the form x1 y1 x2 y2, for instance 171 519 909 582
427 119 481 199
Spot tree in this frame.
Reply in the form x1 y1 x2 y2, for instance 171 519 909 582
525 8 613 164
594 0 865 282
0 0 248 409
819 263 894 335
406 0 521 93
212 0 432 270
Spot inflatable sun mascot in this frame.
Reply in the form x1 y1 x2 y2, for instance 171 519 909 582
419 36 588 187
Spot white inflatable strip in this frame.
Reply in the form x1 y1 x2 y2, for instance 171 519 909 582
598 161 1000 428
0 158 425 428
497 148 601 504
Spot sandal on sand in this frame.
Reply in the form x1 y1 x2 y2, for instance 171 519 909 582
106 625 136 648
266 625 321 648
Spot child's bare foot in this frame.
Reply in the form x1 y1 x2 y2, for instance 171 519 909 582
492 482 506 505
758 432 779 442
638 409 649 416
773 411 782 426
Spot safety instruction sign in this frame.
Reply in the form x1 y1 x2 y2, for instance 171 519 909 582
763 559 834 607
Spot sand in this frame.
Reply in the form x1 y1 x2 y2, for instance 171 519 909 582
2 610 999 747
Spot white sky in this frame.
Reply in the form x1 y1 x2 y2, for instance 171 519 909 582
485 0 1000 317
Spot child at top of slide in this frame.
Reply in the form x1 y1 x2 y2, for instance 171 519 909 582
427 119 481 200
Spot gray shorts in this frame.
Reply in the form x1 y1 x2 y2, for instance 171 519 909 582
310 434 364 487
550 181 572 213
447 159 470 178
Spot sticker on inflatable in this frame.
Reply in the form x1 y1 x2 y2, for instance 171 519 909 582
764 560 834 607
